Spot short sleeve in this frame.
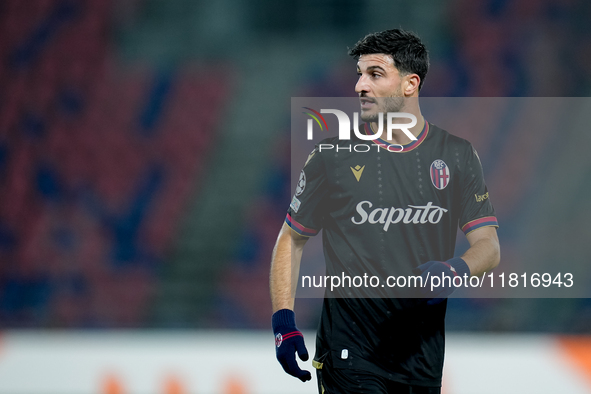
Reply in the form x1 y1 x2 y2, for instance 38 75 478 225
286 147 327 237
458 144 499 235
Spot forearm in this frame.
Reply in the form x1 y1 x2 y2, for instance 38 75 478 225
461 233 500 277
270 223 306 312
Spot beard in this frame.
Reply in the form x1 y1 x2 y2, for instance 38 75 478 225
360 91 405 123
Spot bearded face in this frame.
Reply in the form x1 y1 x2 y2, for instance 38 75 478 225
360 93 405 123
355 54 411 123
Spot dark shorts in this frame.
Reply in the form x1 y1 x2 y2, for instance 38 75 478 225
316 364 441 394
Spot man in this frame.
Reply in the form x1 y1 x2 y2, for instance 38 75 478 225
270 29 500 393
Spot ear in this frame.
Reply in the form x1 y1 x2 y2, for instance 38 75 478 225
403 74 421 96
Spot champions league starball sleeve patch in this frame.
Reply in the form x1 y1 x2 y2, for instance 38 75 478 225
295 170 306 196
286 144 327 237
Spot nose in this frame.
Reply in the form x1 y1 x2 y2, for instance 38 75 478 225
355 74 369 95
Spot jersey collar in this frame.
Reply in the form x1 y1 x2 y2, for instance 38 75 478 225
363 120 429 153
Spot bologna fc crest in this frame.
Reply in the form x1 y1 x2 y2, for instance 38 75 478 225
430 159 450 190
275 333 283 347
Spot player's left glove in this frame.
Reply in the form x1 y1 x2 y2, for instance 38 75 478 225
272 309 311 382
413 257 471 305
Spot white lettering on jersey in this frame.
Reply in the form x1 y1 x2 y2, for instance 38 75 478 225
351 201 448 230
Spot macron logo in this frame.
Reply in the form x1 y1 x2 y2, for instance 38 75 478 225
350 165 365 182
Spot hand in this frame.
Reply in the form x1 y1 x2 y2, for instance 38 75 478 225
413 257 471 305
272 309 311 382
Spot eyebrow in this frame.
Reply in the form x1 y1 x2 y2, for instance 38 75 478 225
357 65 387 73
366 65 386 73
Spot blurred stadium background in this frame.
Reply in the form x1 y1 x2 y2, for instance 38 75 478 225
1 0 591 393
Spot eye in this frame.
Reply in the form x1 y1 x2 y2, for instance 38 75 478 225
372 73 381 78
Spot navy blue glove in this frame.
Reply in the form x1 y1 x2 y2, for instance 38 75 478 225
272 309 311 382
413 257 471 305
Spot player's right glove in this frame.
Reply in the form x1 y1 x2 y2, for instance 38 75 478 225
272 309 311 382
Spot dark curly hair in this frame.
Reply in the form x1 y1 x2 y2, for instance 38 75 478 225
349 29 429 91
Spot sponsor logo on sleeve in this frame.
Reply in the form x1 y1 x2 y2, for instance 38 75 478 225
475 192 489 202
